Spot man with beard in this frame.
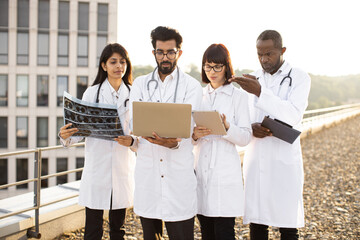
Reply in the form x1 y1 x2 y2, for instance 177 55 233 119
129 26 202 240
229 30 311 239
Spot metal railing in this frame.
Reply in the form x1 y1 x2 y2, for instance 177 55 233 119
0 103 360 238
303 102 360 118
0 143 84 238
301 103 360 134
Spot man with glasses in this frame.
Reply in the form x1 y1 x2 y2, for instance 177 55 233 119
129 26 202 240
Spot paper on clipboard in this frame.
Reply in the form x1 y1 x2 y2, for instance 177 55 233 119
132 101 192 138
261 116 301 144
192 111 227 135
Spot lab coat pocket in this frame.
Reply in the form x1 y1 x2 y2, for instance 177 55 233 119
170 143 193 170
277 141 301 165
136 141 154 169
83 150 111 187
218 148 242 185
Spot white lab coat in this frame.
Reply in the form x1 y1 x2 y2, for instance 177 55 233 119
243 62 311 227
194 84 252 217
60 79 136 210
129 68 203 221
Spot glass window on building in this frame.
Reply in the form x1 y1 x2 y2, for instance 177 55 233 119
16 158 28 189
97 3 108 32
16 75 28 107
0 31 8 64
0 0 9 27
96 35 107 65
0 117 7 148
58 1 69 30
57 117 63 145
76 157 84 180
17 0 29 28
37 75 48 106
41 158 48 188
17 31 29 65
38 0 49 29
16 117 28 148
0 159 7 189
37 33 49 65
0 75 8 106
58 34 69 66
37 117 48 147
57 158 67 185
77 76 88 99
78 2 89 31
0 0 8 64
77 35 88 66
57 76 68 106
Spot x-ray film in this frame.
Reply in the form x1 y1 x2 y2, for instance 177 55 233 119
63 92 124 141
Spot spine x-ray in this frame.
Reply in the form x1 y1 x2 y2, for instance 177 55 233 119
63 92 124 141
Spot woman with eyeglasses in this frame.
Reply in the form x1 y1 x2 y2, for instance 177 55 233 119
59 43 136 240
192 44 252 239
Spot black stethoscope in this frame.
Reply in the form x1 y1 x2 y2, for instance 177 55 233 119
280 68 293 87
277 68 293 96
95 80 130 107
146 66 180 103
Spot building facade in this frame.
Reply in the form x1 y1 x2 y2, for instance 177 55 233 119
0 0 118 198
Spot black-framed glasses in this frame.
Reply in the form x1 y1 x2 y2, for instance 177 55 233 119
154 50 178 60
203 64 224 72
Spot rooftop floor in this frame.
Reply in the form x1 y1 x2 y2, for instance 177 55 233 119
55 115 360 239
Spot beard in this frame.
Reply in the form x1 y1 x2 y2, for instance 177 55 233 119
261 57 283 74
157 60 177 75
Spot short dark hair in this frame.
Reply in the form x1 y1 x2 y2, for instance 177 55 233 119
201 44 234 85
92 43 132 86
151 26 183 49
257 30 283 49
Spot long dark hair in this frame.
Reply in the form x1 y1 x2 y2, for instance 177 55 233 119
92 43 133 87
201 44 234 85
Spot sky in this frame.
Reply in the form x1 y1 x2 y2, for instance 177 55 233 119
117 0 360 77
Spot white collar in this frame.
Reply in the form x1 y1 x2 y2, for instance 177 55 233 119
106 79 122 98
155 67 178 83
206 83 233 96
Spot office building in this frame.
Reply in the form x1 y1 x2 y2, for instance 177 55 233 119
0 0 118 198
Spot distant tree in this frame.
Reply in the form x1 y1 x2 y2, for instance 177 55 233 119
307 74 360 110
235 69 253 76
132 65 154 80
185 64 203 85
132 65 360 110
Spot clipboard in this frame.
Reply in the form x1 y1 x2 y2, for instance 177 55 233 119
192 111 227 135
132 101 192 138
261 116 301 144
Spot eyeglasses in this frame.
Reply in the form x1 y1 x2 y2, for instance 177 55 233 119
203 64 224 72
154 50 178 60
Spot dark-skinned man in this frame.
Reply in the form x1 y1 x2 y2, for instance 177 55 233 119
229 30 311 240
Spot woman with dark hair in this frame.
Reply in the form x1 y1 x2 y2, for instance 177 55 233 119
59 43 136 240
192 44 252 239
